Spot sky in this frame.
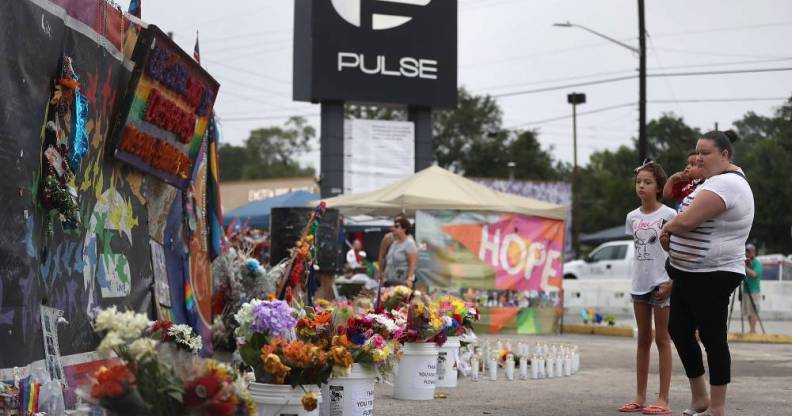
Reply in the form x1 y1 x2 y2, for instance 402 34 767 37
123 0 792 170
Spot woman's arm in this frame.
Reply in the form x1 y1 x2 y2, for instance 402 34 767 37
406 250 417 287
378 233 393 281
662 190 726 234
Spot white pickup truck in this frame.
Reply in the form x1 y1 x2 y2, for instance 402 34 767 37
563 240 634 280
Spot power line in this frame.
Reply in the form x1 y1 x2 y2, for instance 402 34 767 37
510 103 637 128
507 96 788 128
205 59 290 87
472 57 792 94
219 112 320 123
493 66 792 98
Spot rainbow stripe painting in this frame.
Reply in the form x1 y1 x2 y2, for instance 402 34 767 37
111 25 219 190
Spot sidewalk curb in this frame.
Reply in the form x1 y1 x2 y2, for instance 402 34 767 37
562 324 633 337
562 324 792 344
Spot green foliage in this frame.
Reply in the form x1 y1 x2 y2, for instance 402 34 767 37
219 116 316 181
733 98 792 253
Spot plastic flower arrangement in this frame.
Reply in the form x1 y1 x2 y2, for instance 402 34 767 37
85 307 253 416
436 295 480 337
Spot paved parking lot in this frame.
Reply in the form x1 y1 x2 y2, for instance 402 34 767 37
373 333 792 415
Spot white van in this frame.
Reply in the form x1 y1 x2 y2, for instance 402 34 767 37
563 240 633 280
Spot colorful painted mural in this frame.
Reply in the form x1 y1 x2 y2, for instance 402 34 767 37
0 0 219 371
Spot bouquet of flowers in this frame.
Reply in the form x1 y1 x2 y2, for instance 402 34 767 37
234 297 297 378
85 307 254 416
399 302 447 346
379 285 413 312
436 295 480 337
257 337 346 411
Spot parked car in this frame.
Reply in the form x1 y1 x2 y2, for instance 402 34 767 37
563 240 633 279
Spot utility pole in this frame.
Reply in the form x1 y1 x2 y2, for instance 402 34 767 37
567 92 586 257
638 0 647 164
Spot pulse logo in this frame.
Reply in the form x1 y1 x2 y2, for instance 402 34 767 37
330 0 432 30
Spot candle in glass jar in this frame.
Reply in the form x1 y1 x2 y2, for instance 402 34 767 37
564 355 572 376
537 356 545 379
519 356 528 380
488 354 498 381
546 356 555 378
505 354 515 380
471 357 480 381
530 356 539 379
555 355 564 377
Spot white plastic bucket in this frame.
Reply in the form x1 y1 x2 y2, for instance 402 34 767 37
393 342 439 400
436 336 460 388
249 383 322 416
319 364 376 416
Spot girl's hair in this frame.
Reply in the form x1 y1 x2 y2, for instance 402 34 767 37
701 130 740 160
687 149 698 157
635 162 668 199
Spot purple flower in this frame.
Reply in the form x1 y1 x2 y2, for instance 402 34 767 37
250 300 296 336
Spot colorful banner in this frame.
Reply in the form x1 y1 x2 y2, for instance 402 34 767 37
416 210 565 291
471 307 560 335
111 25 219 190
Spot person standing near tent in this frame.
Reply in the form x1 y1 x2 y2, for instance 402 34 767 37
380 215 417 287
619 161 676 415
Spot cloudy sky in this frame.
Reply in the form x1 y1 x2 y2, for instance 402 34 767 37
122 0 792 169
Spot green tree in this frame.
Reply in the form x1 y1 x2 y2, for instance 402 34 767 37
645 113 702 176
219 116 316 181
432 87 504 173
734 97 792 253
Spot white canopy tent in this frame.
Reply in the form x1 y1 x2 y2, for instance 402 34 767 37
318 165 566 220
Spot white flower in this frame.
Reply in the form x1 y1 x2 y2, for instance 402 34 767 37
367 314 399 333
234 299 263 341
97 331 123 357
94 307 151 338
128 338 158 360
94 307 120 332
168 324 203 353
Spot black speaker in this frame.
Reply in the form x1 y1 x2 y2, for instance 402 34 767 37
269 207 343 272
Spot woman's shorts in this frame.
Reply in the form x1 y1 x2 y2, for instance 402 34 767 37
631 285 670 308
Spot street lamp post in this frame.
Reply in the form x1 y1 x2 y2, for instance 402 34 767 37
567 92 586 257
553 3 647 164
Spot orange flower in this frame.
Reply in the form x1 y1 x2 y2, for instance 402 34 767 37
90 364 135 399
301 392 318 411
330 346 353 370
332 334 352 348
261 353 290 384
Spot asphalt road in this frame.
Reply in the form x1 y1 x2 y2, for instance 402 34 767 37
371 333 792 416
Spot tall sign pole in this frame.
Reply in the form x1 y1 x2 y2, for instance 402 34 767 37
293 0 458 195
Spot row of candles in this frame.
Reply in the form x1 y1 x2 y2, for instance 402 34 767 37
466 341 580 381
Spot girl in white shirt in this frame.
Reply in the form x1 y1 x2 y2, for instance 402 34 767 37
620 162 676 415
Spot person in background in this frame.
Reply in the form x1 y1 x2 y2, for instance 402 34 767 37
660 130 754 416
346 239 366 271
620 161 676 415
663 150 705 203
742 243 763 334
380 215 417 287
377 213 408 279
